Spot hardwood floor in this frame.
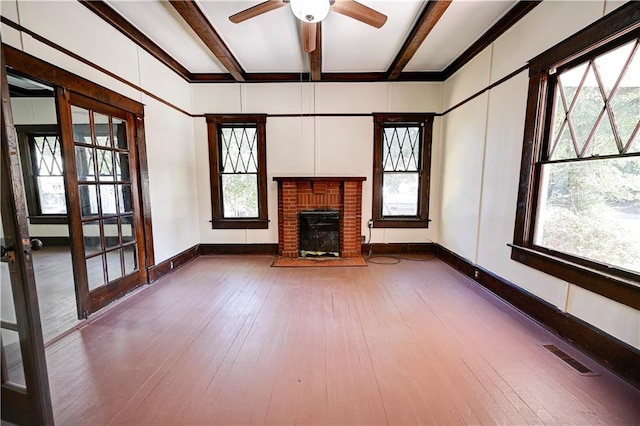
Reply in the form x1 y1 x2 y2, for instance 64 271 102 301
45 255 640 425
2 246 83 342
31 246 82 343
2 245 141 347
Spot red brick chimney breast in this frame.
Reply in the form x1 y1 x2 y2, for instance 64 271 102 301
274 177 365 258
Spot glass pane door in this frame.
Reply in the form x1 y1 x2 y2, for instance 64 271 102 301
1 61 53 425
62 92 146 315
1 213 27 388
1 155 53 426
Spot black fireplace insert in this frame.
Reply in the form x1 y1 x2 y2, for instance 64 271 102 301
299 210 340 257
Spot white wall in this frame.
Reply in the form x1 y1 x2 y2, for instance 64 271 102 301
142 94 199 262
192 82 443 245
438 0 639 349
3 0 199 263
439 93 488 261
10 97 57 126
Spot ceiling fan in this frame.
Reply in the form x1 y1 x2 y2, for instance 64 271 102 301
229 0 388 53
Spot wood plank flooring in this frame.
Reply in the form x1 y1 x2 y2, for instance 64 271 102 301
1 246 81 345
31 246 82 343
45 255 640 425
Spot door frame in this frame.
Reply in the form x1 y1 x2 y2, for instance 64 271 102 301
4 44 156 303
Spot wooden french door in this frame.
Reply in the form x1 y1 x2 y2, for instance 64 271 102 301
1 52 54 426
58 90 147 316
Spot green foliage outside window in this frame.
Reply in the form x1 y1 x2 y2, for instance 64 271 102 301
535 39 640 273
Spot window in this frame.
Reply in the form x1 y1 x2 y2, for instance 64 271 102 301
16 125 68 224
512 4 640 307
372 113 433 227
206 115 268 229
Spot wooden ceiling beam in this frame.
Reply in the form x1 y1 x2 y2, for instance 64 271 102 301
79 0 191 81
310 23 323 81
169 0 245 82
81 0 539 84
386 0 452 80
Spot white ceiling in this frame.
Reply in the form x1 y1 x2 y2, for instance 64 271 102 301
405 0 515 71
105 0 227 73
103 0 519 77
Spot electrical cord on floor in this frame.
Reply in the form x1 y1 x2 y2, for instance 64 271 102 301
363 221 435 265
366 255 402 265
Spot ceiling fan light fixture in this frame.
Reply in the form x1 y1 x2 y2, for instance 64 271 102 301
290 0 331 23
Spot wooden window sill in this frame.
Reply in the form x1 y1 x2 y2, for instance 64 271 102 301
28 215 68 225
371 218 430 228
211 219 269 229
509 244 640 310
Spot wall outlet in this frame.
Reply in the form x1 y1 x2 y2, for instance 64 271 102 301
361 235 366 243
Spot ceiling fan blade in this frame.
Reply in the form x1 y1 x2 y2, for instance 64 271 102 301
331 0 387 28
229 0 287 23
301 22 317 53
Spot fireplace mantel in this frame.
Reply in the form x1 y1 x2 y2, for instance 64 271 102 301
273 176 366 259
273 176 366 183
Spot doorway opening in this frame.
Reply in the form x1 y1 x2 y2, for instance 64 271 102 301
5 72 81 345
4 68 150 342
3 46 153 425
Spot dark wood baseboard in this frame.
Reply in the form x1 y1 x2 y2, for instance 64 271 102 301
34 236 70 247
435 244 640 390
148 245 199 283
196 243 435 257
364 242 436 255
198 243 279 256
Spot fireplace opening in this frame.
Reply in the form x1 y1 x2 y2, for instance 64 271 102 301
299 210 340 257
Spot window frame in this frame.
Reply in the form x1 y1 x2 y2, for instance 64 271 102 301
206 114 268 229
511 3 640 310
16 124 69 225
372 113 433 228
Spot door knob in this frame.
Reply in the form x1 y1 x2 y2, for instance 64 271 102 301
1 244 14 258
1 239 42 257
30 239 43 251
1 244 15 262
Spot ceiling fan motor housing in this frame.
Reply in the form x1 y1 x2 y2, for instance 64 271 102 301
290 0 331 23
229 0 387 30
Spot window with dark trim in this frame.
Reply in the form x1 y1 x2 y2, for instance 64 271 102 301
16 124 68 225
511 3 640 309
372 113 433 228
206 114 268 229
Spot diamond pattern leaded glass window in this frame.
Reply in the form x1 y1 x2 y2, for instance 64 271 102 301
547 38 639 161
32 134 67 214
372 113 432 228
206 115 268 229
382 125 422 216
534 37 640 274
219 126 259 218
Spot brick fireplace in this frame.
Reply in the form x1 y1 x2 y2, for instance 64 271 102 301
273 176 366 259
